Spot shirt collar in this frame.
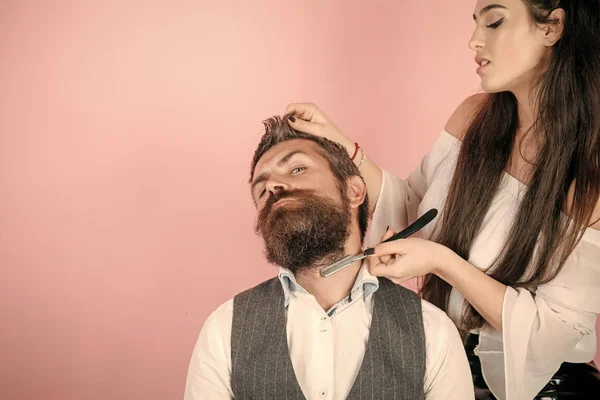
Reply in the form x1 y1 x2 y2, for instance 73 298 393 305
277 267 307 307
277 261 380 308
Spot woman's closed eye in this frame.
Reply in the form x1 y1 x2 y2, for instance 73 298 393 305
486 17 505 29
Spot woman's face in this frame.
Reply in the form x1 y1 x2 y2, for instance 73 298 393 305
470 0 551 94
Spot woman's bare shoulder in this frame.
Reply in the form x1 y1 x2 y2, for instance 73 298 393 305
590 201 600 230
444 93 489 141
565 181 600 231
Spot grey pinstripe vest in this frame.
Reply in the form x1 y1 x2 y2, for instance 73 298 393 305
231 277 426 400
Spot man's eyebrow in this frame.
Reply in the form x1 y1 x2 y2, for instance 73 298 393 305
250 150 310 192
277 150 309 166
473 4 507 20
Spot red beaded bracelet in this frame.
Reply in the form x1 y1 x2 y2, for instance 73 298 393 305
351 143 360 161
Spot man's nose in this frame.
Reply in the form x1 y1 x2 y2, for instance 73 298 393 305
266 178 290 196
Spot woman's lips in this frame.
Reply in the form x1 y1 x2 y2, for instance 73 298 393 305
475 56 491 73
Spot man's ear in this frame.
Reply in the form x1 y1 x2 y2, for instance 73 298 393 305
346 175 367 209
540 8 565 47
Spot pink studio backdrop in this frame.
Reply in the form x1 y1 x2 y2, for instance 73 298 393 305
0 1 597 399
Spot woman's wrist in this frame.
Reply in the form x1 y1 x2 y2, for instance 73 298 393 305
355 148 366 168
341 139 357 158
345 141 366 168
432 246 463 280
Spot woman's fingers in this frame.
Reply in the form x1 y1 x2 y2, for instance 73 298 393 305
373 238 408 257
369 258 392 277
285 102 325 123
284 101 355 155
367 238 441 285
285 102 327 135
287 115 322 135
367 228 406 279
379 227 396 263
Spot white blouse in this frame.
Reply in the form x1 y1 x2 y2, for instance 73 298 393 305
367 130 600 400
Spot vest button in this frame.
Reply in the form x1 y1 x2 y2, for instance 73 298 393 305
319 390 327 397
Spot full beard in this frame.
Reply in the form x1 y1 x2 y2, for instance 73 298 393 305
255 188 351 275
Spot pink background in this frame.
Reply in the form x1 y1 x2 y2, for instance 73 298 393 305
0 1 597 399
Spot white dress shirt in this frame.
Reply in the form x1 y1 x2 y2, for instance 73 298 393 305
368 130 600 400
184 261 474 399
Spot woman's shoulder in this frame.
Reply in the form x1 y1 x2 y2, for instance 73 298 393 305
565 181 600 232
590 206 600 231
444 93 489 141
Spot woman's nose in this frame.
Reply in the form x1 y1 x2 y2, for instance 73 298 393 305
468 28 485 51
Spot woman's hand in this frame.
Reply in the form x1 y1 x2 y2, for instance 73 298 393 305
285 102 383 215
368 227 507 332
285 102 356 157
367 227 457 284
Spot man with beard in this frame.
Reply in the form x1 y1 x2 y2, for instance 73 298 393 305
183 115 473 400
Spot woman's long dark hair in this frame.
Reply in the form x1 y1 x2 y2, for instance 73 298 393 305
421 0 600 331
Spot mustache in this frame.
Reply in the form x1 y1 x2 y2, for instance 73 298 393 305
263 188 315 214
